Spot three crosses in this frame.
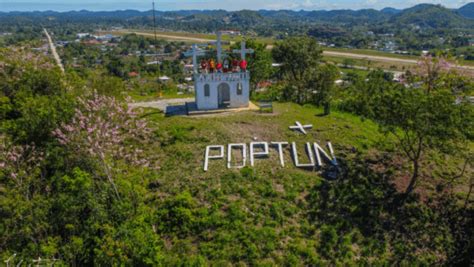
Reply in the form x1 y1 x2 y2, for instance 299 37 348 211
184 31 254 73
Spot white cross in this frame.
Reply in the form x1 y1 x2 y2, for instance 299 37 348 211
183 44 206 73
232 41 254 61
289 121 313 135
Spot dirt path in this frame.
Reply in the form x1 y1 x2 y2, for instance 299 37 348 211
128 98 195 111
43 28 65 73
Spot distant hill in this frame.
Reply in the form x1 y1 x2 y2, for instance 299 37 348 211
381 7 401 15
458 2 474 19
1 3 473 40
390 4 474 29
1 4 473 26
304 9 388 23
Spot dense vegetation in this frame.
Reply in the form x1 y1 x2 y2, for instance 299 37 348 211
1 15 473 266
1 3 474 54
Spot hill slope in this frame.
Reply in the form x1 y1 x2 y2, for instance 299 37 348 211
390 4 474 29
458 2 474 19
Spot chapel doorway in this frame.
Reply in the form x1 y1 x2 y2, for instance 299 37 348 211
217 82 230 108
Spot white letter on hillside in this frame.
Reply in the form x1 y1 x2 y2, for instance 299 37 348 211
291 142 315 168
204 145 224 171
313 142 337 166
271 142 288 167
227 143 247 169
250 142 269 166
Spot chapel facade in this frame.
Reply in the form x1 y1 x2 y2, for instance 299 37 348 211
185 31 253 110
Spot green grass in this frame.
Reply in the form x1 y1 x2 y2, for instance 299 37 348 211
144 102 385 182
139 103 388 261
132 101 471 264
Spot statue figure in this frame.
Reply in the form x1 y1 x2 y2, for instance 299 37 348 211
216 61 223 73
232 58 239 72
209 58 216 73
223 59 230 73
239 59 248 72
200 59 208 73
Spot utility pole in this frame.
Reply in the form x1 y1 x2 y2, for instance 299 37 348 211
152 1 162 97
152 1 158 63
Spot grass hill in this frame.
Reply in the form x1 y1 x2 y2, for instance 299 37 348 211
132 102 471 264
150 103 383 180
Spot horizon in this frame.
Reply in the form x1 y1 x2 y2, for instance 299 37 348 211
0 1 472 12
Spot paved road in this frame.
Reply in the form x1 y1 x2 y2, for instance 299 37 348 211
323 51 474 73
43 28 65 73
128 98 195 111
118 30 214 43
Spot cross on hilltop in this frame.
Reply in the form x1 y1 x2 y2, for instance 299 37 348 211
232 41 254 61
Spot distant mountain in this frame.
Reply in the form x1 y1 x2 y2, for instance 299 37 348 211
305 9 388 23
458 2 474 19
381 7 401 15
390 4 474 29
1 3 473 34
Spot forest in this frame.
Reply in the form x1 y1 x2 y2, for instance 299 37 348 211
1 3 474 53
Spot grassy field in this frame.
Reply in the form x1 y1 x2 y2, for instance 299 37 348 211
146 102 383 181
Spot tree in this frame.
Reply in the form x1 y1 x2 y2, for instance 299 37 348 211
376 87 470 198
53 92 153 199
416 55 451 93
311 63 340 115
272 36 323 104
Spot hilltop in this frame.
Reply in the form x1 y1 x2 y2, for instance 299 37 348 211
458 2 474 19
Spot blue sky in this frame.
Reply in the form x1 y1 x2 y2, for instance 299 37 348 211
0 0 471 12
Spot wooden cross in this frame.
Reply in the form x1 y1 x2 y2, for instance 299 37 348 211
232 41 254 60
183 44 206 73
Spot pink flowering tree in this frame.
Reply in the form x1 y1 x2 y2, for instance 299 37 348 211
52 92 154 199
416 55 452 94
0 141 44 199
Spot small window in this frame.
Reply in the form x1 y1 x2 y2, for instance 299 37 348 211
237 83 242 95
204 84 210 97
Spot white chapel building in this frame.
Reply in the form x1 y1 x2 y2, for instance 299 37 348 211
185 31 253 110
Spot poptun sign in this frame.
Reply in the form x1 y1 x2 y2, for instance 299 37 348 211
203 121 338 171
